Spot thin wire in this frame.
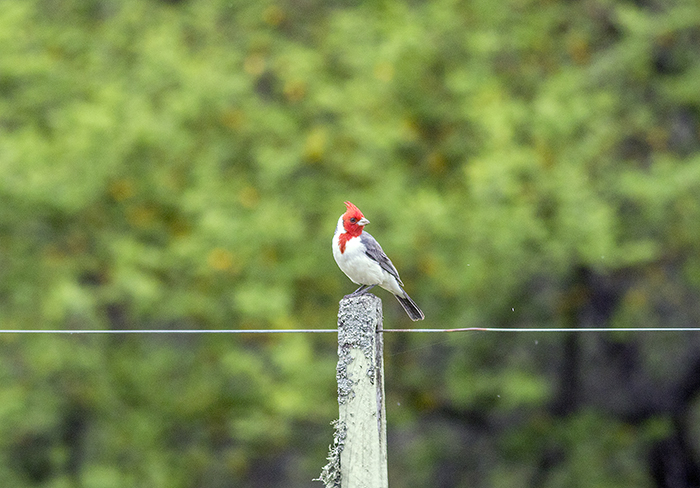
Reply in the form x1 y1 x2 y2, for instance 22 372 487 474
380 327 700 333
0 329 337 334
0 327 699 334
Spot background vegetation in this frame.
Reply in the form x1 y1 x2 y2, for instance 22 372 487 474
2 0 700 486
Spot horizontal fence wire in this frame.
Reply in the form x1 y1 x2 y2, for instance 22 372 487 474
0 329 337 334
1 327 700 334
381 327 700 333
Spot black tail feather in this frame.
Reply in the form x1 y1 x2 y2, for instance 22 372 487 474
395 293 425 321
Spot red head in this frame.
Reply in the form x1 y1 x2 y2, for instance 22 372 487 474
341 201 370 237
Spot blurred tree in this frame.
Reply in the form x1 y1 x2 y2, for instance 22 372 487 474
1 0 700 486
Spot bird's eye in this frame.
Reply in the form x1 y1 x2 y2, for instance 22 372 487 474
349 217 357 223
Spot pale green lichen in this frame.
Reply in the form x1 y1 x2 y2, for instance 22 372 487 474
316 419 347 487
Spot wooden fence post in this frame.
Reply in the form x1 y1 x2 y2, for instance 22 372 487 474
318 294 388 488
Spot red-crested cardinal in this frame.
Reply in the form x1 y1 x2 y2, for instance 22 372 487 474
332 201 425 321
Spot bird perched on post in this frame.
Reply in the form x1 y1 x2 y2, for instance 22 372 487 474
332 201 424 321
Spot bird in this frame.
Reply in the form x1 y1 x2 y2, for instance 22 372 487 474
332 201 425 321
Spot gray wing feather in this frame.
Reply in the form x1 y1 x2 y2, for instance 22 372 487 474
360 232 404 286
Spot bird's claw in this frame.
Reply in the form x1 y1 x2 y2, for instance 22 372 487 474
345 284 376 298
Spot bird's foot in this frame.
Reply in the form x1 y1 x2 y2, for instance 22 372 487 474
345 284 376 298
359 284 376 295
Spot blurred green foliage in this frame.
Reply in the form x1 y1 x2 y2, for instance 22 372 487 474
2 0 700 486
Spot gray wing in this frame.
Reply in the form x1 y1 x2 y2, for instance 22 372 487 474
360 232 404 286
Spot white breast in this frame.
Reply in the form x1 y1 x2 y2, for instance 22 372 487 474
332 218 384 286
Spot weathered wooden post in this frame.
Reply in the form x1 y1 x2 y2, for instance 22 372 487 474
318 294 388 488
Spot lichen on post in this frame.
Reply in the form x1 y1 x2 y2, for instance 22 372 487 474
318 294 388 488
